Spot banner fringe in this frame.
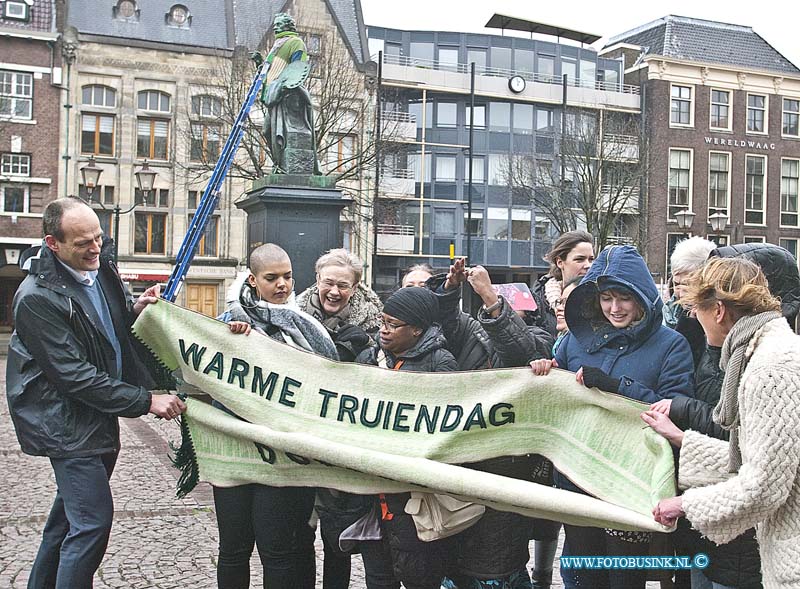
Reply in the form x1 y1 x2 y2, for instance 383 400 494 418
170 413 200 498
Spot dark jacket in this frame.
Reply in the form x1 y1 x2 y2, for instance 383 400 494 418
679 243 800 365
6 243 153 458
426 274 554 370
556 245 695 403
356 325 457 585
356 324 457 372
530 274 559 338
669 346 727 440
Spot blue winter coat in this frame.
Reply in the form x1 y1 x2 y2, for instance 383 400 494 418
554 245 694 404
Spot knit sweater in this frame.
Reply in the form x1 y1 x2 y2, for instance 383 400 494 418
678 318 800 588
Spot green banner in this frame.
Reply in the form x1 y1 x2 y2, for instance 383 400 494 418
133 301 675 532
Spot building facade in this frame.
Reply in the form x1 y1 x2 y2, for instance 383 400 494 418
367 24 641 296
603 16 800 279
0 0 61 329
58 0 371 318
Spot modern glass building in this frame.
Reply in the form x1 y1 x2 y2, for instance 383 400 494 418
367 23 642 295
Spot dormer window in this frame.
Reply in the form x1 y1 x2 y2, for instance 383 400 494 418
114 0 137 20
4 1 32 21
167 4 190 27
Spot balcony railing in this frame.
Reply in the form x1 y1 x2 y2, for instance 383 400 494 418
379 168 415 197
600 184 640 212
376 224 415 253
376 53 640 96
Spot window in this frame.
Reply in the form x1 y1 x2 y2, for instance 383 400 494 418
82 85 116 107
466 49 486 70
190 123 221 163
96 210 114 238
409 152 431 183
436 102 457 128
1 153 30 176
188 190 200 209
137 119 169 159
79 184 115 206
167 4 189 27
779 238 799 261
116 0 136 18
408 101 432 129
464 210 483 235
134 213 167 254
433 209 455 234
188 214 219 256
743 236 765 244
513 104 533 134
81 115 115 156
438 48 459 72
745 155 766 225
561 58 577 82
781 159 799 227
511 209 531 240
668 149 691 220
489 102 510 132
670 85 692 126
708 152 730 217
0 185 27 212
4 1 30 20
537 54 554 79
710 89 731 130
580 60 596 83
191 95 221 118
464 156 484 183
466 104 485 129
135 187 169 207
409 42 433 67
305 34 322 56
0 70 33 119
515 49 534 76
783 98 800 138
137 90 171 112
435 155 456 182
488 154 504 185
536 109 553 133
487 207 509 239
326 135 355 172
747 94 766 133
491 47 512 71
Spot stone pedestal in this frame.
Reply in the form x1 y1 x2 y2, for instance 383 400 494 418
236 175 352 292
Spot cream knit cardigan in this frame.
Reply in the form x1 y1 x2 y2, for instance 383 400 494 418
678 318 800 588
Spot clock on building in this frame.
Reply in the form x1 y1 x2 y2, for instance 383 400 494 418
508 75 526 93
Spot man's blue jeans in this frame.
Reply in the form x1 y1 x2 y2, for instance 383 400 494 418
28 453 117 589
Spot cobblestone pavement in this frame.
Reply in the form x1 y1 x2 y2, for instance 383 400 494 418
1 355 666 588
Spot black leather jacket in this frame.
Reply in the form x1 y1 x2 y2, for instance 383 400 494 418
6 244 153 458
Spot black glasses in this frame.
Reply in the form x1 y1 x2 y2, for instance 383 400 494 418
381 320 409 332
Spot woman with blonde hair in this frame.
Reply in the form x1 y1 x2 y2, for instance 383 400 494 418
645 257 800 587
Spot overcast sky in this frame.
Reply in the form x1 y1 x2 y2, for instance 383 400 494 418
361 0 800 70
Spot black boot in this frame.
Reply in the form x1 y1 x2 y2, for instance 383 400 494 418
531 539 558 589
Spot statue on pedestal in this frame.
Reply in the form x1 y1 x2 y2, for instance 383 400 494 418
252 13 321 176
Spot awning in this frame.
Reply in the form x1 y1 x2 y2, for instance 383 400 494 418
484 14 601 45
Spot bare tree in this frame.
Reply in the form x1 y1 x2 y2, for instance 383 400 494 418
506 108 646 250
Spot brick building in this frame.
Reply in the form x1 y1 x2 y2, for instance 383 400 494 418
0 0 62 328
602 15 800 279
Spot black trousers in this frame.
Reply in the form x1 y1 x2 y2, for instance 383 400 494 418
213 484 316 589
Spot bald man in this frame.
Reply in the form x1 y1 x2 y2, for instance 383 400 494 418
6 197 185 588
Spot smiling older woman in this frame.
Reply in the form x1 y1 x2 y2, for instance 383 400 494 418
644 257 800 587
296 249 383 353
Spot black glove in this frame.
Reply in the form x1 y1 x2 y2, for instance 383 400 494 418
581 366 620 393
333 324 372 362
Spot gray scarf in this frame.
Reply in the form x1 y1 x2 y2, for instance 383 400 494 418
716 310 782 471
228 281 338 361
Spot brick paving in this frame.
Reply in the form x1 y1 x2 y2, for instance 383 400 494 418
1 353 667 588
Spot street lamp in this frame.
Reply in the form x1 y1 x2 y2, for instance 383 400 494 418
674 209 696 234
79 159 158 262
708 212 728 234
